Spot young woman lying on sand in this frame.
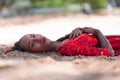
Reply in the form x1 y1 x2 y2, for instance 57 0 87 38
7 27 119 57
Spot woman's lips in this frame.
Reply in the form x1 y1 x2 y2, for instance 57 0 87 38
41 37 46 44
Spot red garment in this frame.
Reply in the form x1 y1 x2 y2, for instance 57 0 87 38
106 35 120 56
58 34 120 56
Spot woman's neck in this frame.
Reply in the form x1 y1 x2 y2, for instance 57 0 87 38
48 41 62 51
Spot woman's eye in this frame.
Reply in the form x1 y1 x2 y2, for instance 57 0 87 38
31 34 35 38
33 35 35 38
30 41 35 47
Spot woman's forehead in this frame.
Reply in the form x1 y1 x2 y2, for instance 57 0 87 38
24 34 42 37
20 33 43 44
20 35 31 45
23 34 32 41
19 36 30 50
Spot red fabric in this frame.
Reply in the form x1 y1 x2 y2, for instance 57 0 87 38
106 35 120 56
106 35 120 49
58 34 120 56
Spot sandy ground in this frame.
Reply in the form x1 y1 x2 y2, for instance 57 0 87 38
0 13 120 80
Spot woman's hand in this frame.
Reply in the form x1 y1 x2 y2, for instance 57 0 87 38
66 27 98 38
56 27 99 41
82 27 98 35
56 28 82 41
66 28 83 38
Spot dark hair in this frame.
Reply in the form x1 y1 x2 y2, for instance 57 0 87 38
13 41 25 52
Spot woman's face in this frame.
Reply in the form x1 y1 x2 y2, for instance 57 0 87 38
19 34 51 53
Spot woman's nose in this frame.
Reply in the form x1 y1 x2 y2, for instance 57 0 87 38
34 37 40 41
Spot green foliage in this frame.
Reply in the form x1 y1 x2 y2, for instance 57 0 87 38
31 0 66 8
0 0 15 8
0 0 108 9
48 0 64 7
31 0 45 8
72 0 107 9
90 0 107 9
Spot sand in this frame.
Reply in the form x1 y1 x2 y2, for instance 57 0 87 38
0 13 120 80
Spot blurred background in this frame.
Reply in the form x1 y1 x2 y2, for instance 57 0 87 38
0 0 120 17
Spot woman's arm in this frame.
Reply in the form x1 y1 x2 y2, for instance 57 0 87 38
57 27 114 56
78 27 114 56
95 29 114 56
56 36 68 42
56 27 83 42
56 27 95 41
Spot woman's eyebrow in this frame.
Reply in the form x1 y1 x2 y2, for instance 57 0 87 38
30 34 35 38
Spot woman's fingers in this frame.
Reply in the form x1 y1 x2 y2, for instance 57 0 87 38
69 32 74 38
